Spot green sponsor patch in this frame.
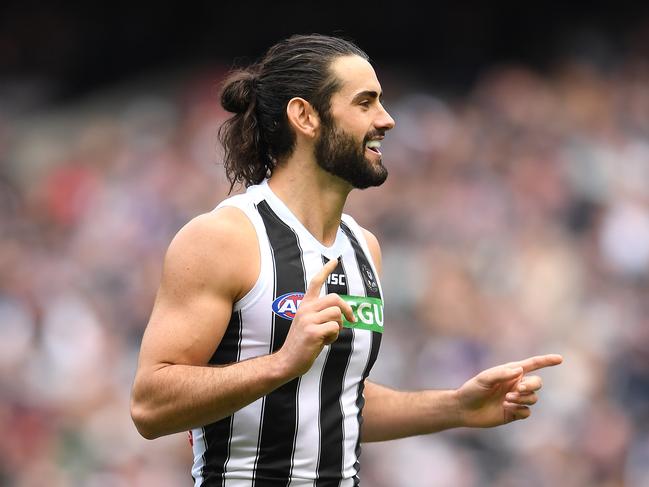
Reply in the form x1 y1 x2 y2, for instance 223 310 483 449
340 295 384 334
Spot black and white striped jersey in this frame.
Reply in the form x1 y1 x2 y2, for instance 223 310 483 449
190 180 384 487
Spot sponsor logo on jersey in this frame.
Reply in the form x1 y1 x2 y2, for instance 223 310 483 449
271 292 384 333
272 292 305 320
341 295 384 333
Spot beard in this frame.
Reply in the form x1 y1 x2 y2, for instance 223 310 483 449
314 117 388 189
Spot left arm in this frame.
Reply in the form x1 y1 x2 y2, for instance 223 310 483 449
359 228 563 442
361 356 562 442
361 382 461 442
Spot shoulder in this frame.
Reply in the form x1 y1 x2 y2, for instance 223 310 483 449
164 206 259 302
168 206 256 261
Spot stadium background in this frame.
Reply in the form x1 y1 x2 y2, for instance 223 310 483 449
2 2 649 485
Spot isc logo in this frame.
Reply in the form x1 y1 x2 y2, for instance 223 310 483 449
272 292 305 320
327 274 346 286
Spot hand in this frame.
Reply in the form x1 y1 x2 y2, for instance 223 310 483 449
456 354 563 427
276 258 355 378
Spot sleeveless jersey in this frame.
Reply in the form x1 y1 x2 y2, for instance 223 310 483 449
190 180 384 487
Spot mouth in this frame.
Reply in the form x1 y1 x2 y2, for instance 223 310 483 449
365 139 382 156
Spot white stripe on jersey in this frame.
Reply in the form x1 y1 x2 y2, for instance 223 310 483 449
288 246 330 486
191 427 206 487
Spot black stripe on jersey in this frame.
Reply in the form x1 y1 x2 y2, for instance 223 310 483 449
339 222 381 301
198 309 243 486
316 256 354 485
339 221 382 483
254 199 306 486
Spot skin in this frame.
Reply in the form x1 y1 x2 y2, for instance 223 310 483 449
130 55 563 442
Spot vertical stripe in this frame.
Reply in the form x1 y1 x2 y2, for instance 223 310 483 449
224 285 275 482
288 249 330 486
197 310 243 486
316 256 353 486
338 245 369 481
339 222 382 300
254 200 307 486
221 310 245 481
339 222 382 483
191 428 206 486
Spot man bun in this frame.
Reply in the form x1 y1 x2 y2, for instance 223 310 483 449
221 70 257 114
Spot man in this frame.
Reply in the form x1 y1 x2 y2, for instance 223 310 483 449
130 34 563 486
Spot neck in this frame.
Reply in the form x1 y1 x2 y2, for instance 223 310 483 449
268 153 352 247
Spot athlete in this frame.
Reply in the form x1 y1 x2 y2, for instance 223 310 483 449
130 34 563 486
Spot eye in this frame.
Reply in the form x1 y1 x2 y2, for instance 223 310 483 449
359 100 370 110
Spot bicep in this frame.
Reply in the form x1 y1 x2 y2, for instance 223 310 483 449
136 209 258 371
138 276 233 370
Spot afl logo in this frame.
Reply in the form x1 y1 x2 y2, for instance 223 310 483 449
272 292 305 320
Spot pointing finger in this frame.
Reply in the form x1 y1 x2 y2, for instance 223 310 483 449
304 258 339 301
507 354 563 374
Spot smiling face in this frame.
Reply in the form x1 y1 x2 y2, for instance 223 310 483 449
314 55 395 189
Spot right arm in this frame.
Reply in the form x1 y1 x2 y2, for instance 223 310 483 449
130 208 353 439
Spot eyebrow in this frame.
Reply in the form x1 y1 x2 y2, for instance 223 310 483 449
351 90 383 103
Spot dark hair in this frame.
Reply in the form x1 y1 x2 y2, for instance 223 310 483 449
218 33 369 191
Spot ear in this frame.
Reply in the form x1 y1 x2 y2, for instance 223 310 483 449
286 97 320 138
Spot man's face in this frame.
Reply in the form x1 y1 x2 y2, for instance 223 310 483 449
314 56 395 189
314 112 388 189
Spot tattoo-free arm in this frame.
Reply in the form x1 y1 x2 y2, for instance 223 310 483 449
361 382 462 441
131 209 357 439
130 208 292 439
361 354 562 441
358 227 563 442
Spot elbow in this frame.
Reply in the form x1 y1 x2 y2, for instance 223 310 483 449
130 367 181 440
130 398 161 440
130 380 168 440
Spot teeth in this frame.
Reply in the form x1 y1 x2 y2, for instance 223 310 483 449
366 140 381 149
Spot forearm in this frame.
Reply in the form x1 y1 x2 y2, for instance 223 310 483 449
361 381 463 442
131 353 291 439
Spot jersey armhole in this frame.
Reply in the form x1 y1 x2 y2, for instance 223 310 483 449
213 201 271 312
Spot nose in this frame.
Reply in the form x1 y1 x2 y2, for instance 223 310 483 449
376 103 395 131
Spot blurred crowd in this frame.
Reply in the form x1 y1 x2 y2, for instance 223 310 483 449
2 47 649 486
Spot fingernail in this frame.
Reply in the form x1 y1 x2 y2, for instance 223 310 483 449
518 384 526 392
506 393 516 401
